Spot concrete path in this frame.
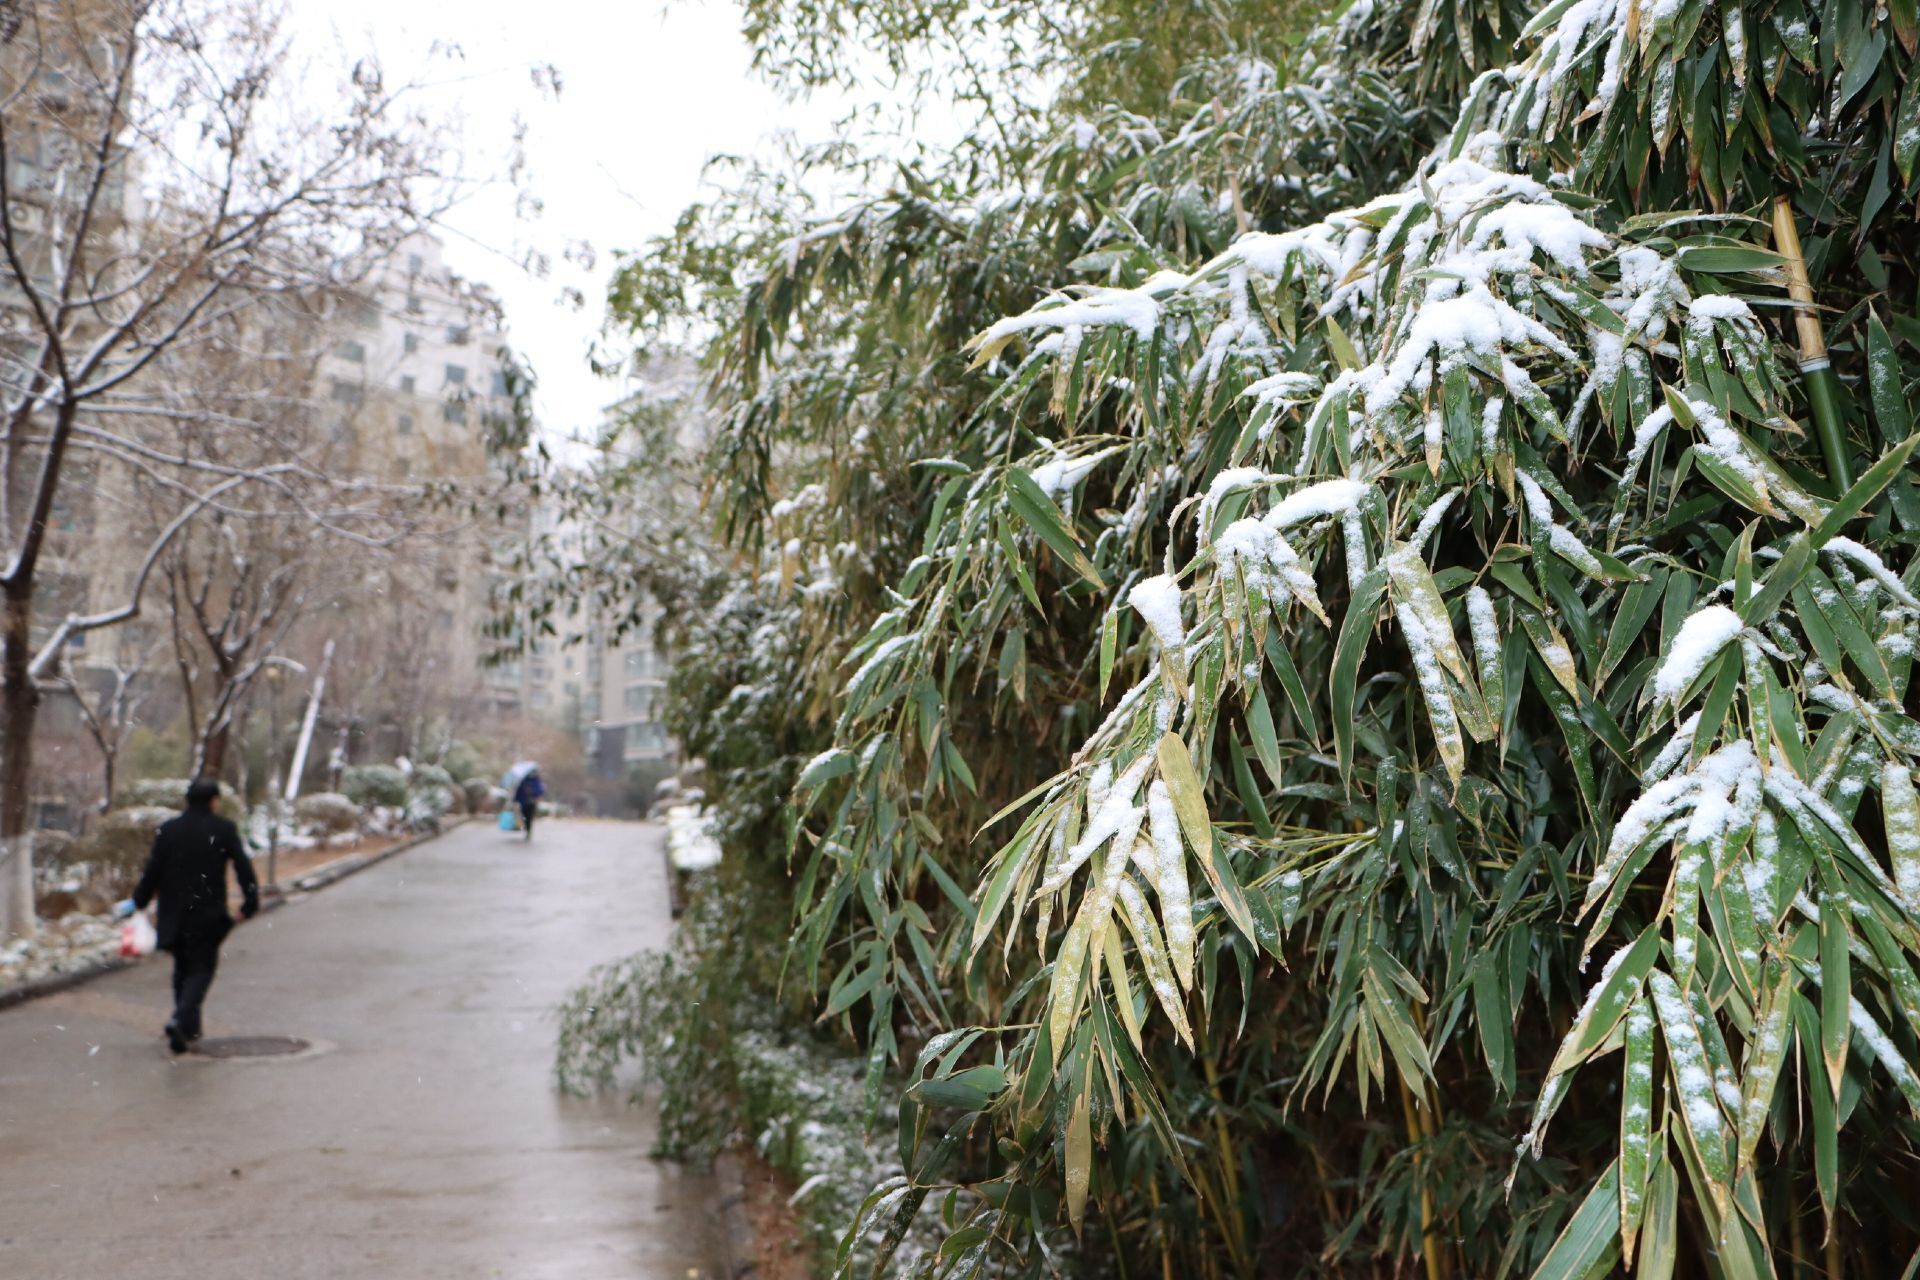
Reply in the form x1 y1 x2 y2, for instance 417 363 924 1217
0 818 717 1280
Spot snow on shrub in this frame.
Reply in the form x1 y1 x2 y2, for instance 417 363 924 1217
664 804 722 872
112 777 242 813
293 792 362 838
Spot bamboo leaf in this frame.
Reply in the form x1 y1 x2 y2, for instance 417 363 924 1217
1548 925 1662 1079
1638 1155 1680 1280
1649 971 1731 1208
1736 962 1794 1173
1885 761 1920 907
1064 1089 1092 1237
1819 884 1851 1099
1529 1160 1622 1280
1006 467 1105 587
1620 994 1655 1258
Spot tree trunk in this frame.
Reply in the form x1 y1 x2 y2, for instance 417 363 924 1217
1 587 41 940
98 746 115 816
200 720 230 781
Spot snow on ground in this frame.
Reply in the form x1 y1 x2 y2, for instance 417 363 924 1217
0 913 122 990
665 804 723 872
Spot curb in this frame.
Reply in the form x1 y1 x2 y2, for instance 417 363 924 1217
285 814 472 893
0 815 473 1013
712 1150 759 1279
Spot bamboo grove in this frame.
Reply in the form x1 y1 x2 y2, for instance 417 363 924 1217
584 0 1920 1274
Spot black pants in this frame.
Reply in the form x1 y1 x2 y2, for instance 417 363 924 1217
168 927 226 1042
519 802 536 838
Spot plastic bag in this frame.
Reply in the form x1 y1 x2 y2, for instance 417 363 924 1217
497 809 517 832
119 912 156 959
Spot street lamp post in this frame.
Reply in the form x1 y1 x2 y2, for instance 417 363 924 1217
260 656 308 889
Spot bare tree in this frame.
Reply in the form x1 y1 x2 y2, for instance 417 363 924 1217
0 0 453 938
51 633 160 813
162 513 304 778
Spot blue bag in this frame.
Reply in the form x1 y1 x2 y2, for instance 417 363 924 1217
498 809 517 832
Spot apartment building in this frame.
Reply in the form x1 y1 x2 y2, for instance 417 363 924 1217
311 230 526 725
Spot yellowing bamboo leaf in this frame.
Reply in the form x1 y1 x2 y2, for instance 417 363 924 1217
1065 1090 1092 1237
1386 548 1468 681
1117 878 1195 1049
1101 927 1144 1054
1157 732 1258 944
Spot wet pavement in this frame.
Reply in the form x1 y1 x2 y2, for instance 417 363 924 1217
0 818 717 1279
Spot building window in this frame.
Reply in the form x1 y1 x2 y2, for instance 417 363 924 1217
491 370 511 396
329 379 362 404
447 325 471 345
444 364 466 386
399 373 415 394
407 252 423 274
397 414 413 435
403 332 419 354
337 339 365 362
406 294 423 314
624 685 653 715
443 401 467 425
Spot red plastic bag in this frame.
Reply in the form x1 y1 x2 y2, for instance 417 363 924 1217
119 912 156 959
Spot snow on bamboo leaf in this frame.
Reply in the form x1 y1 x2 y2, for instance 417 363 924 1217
1040 757 1150 894
1619 995 1655 1258
1738 965 1795 1171
1887 762 1920 908
1585 741 1763 941
1823 537 1920 608
969 275 1178 367
1213 520 1329 625
1145 779 1195 988
1047 803 1138 1065
1651 605 1743 704
1387 544 1471 783
1851 994 1920 1113
1129 574 1186 656
1649 971 1732 1202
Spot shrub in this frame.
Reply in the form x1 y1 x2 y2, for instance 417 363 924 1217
340 764 407 809
293 792 361 837
79 807 175 896
30 829 78 869
403 786 449 833
462 778 498 813
441 741 486 784
112 777 242 814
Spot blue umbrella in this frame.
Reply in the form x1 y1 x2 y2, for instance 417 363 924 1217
501 760 539 792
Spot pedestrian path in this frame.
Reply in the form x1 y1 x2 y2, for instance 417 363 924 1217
0 818 716 1280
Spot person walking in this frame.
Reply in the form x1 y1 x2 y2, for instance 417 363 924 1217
120 778 259 1054
513 767 546 841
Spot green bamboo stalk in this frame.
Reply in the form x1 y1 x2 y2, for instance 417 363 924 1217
1771 197 1854 491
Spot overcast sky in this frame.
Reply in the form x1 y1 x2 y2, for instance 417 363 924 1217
285 1 878 435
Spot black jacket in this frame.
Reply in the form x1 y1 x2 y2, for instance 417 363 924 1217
132 807 260 951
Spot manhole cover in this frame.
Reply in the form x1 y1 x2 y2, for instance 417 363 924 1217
192 1036 311 1059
